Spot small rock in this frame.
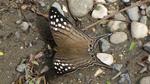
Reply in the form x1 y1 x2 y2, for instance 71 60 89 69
20 22 29 31
131 22 148 39
122 0 130 3
114 13 126 21
16 64 26 72
105 0 117 3
68 0 93 17
94 68 103 77
140 76 150 84
108 21 127 32
92 4 108 19
15 31 21 40
100 38 110 52
140 16 147 24
110 32 127 44
16 20 22 24
143 42 150 53
146 6 150 17
119 73 131 84
126 6 140 21
96 53 114 65
94 0 106 4
112 64 123 71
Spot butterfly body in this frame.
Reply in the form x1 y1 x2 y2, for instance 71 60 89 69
49 7 95 74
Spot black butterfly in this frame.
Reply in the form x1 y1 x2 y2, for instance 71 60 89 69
48 6 109 74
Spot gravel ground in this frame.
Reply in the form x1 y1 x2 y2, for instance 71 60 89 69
0 0 150 84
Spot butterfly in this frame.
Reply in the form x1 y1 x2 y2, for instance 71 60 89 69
48 5 97 75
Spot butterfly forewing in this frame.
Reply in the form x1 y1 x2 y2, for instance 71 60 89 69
49 7 93 74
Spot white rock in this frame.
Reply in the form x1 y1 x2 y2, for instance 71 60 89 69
68 0 93 17
140 76 150 84
96 53 114 65
110 32 127 44
126 6 140 21
20 22 29 31
92 4 108 19
108 21 127 32
131 22 148 39
95 0 106 4
122 0 130 3
105 0 117 3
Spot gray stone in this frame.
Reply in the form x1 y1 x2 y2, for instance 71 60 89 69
100 38 110 52
110 32 127 44
68 0 93 17
143 42 150 53
140 76 150 84
126 6 140 21
140 16 147 24
108 21 127 32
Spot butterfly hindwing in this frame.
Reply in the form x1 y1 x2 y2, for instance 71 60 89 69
49 6 93 74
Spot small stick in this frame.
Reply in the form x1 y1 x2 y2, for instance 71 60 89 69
83 0 149 31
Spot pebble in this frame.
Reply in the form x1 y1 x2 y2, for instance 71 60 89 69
16 64 26 72
143 42 150 53
146 6 150 17
100 38 110 52
96 53 114 65
94 68 103 77
16 20 22 24
126 6 140 21
121 0 130 3
112 64 123 71
92 4 108 19
20 22 29 31
107 21 127 32
105 0 117 3
94 0 106 4
131 22 148 39
140 16 147 24
110 32 127 44
68 0 93 17
15 31 21 40
140 76 150 84
114 13 126 21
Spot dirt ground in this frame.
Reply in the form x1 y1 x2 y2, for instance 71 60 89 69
0 0 150 84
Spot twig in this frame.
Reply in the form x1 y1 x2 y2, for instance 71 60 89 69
83 0 150 31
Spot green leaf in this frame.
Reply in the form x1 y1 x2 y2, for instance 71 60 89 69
106 80 111 84
129 41 136 51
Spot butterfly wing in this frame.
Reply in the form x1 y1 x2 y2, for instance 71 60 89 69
49 7 93 74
